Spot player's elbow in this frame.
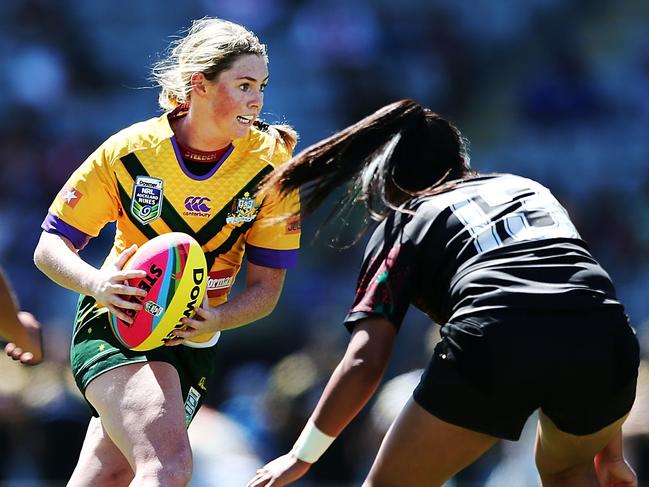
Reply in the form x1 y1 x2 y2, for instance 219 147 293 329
258 284 283 318
33 232 65 274
258 303 276 320
33 236 48 273
341 319 395 385
343 355 386 386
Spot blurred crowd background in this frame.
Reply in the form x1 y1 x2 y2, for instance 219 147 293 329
1 0 648 485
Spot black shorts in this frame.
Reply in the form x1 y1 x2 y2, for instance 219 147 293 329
413 305 639 441
70 295 217 427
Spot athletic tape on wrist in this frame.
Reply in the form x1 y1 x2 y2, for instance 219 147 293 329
291 420 336 463
182 331 221 348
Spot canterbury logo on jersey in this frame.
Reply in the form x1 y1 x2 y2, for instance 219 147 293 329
183 196 212 218
184 196 211 212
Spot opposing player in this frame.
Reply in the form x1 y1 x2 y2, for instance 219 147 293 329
34 18 300 486
1 268 42 364
248 99 639 487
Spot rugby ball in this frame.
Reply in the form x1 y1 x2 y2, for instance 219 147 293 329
110 232 207 351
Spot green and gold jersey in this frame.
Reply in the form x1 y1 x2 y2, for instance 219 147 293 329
43 112 300 312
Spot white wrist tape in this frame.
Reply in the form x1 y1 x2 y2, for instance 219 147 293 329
291 420 336 463
182 331 221 348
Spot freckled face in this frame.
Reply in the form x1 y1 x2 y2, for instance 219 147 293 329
203 54 269 141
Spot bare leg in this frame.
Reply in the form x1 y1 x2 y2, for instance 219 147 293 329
364 398 499 487
68 416 133 487
535 411 627 487
84 361 193 487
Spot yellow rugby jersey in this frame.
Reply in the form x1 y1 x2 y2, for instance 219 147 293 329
43 112 300 320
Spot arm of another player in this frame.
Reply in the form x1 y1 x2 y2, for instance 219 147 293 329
168 261 286 342
33 231 147 323
0 269 43 365
247 316 397 487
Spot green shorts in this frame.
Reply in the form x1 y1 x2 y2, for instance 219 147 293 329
70 295 217 427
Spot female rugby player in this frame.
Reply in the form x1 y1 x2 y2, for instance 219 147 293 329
35 17 300 486
249 99 639 487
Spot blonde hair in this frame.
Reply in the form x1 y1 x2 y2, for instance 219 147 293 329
152 17 267 111
152 17 298 151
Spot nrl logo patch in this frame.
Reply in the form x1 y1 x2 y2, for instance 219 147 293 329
226 192 259 224
131 176 163 224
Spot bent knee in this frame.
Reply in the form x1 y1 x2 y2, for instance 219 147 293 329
69 461 134 487
136 445 193 487
135 466 192 487
161 464 193 487
105 464 135 486
166 448 192 482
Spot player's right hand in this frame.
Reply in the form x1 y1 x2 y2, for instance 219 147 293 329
247 453 311 487
91 245 147 324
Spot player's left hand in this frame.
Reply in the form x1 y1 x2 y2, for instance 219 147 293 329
247 453 311 487
164 294 220 345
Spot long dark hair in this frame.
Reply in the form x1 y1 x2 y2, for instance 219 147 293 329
264 99 475 221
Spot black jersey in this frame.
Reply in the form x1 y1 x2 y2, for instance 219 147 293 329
344 174 620 330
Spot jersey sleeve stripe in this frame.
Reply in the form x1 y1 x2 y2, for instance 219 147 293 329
41 212 92 250
246 244 298 268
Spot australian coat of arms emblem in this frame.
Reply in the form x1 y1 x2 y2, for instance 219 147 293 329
226 192 259 224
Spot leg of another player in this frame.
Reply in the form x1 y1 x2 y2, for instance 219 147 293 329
363 398 498 487
535 411 632 487
84 361 193 487
68 416 134 486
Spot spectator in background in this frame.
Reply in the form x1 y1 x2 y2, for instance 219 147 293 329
519 46 608 127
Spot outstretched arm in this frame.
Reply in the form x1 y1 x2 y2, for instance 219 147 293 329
248 316 397 487
0 269 42 365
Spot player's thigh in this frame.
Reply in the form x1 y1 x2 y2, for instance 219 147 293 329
68 416 133 487
535 411 627 475
364 398 498 487
85 361 191 468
